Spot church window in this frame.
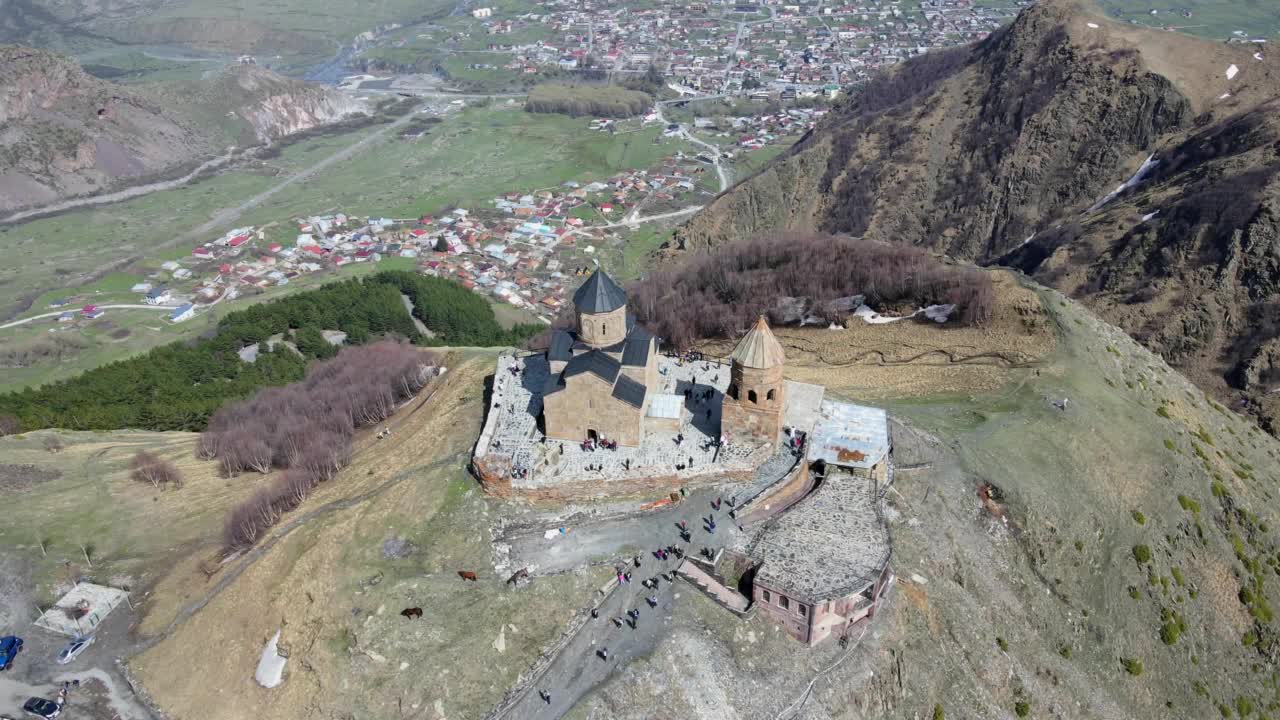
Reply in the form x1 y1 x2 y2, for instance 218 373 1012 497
748 389 758 404
767 388 776 403
728 384 739 400
779 595 790 610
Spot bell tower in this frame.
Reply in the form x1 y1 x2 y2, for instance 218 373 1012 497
572 269 628 348
722 316 786 448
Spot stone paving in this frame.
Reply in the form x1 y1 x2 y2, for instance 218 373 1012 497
478 352 770 489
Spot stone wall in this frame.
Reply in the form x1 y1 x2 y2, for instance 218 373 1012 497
543 373 644 446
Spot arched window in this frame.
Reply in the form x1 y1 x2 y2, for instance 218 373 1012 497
766 388 776 403
728 384 738 400
602 322 607 335
748 389 758 404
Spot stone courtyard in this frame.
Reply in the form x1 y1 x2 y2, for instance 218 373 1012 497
475 351 774 493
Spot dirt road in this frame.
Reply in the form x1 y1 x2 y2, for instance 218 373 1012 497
0 305 171 329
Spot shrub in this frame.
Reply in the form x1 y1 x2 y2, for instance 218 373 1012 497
933 705 944 720
1015 701 1031 717
1164 439 1177 452
1133 545 1152 564
1121 657 1144 676
1058 645 1072 659
996 636 1009 651
1156 406 1171 418
129 450 183 489
628 233 996 349
1132 510 1146 525
1178 495 1201 513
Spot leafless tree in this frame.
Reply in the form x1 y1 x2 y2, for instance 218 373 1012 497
42 435 64 453
130 450 183 488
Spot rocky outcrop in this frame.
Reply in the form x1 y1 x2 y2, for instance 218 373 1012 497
0 45 365 214
211 65 366 144
669 0 1280 432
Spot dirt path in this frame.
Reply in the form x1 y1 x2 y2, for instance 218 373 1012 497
0 304 170 329
0 151 238 226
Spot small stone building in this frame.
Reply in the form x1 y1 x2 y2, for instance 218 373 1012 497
542 270 658 447
722 317 786 449
749 401 894 646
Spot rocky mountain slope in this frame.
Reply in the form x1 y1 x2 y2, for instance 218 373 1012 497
0 45 364 214
670 0 1280 432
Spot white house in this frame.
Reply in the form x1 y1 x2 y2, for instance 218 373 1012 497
472 7 492 18
173 268 193 280
169 303 195 323
144 287 172 305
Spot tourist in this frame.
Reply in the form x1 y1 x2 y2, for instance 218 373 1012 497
599 648 609 661
591 608 599 619
647 595 658 608
539 690 551 704
634 555 642 568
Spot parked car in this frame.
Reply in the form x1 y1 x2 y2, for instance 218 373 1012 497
55 635 94 665
0 636 23 670
20 697 60 719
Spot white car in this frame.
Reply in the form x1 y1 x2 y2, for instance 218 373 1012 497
55 635 93 665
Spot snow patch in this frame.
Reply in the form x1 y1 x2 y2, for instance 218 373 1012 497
1019 231 1036 248
493 627 506 654
1086 22 1099 28
1255 53 1265 61
1219 93 1232 100
854 304 908 324
1141 210 1160 222
255 630 287 688
1226 64 1239 79
1086 154 1159 213
923 304 957 323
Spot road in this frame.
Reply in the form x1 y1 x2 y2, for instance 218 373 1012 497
495 488 744 720
0 151 239 226
654 103 730 194
0 304 173 329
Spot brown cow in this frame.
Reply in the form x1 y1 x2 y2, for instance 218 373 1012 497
400 607 423 619
506 567 529 585
457 571 478 582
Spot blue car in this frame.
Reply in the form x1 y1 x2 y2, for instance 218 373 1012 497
0 635 22 671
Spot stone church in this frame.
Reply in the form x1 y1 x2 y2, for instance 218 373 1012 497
542 270 658 447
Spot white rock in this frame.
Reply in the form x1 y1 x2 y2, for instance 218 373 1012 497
910 573 929 584
493 627 506 654
1086 22 1099 28
399 662 410 670
1226 64 1239 79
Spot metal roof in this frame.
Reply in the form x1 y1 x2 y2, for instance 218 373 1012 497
806 401 889 469
611 375 647 408
647 393 684 419
620 327 653 367
548 330 574 362
562 350 620 385
572 269 627 314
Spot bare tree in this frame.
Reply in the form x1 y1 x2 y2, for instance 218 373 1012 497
42 435 64 453
130 450 183 489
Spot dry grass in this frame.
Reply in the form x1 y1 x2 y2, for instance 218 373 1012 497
696 269 1054 399
130 355 610 720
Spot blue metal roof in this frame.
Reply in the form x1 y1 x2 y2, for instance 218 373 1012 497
806 401 889 469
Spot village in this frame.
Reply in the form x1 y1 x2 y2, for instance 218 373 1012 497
364 0 1028 96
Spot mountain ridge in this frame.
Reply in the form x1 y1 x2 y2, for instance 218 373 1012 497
667 0 1280 431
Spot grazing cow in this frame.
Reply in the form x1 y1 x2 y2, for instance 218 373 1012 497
506 567 529 585
400 607 423 619
458 570 478 582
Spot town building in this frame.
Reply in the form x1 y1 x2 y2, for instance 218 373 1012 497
541 270 658 447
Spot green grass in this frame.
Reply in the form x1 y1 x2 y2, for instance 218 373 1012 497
1094 0 1280 40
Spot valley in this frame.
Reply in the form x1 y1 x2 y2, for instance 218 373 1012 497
2 0 1280 719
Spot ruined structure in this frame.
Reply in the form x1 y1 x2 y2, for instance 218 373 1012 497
542 270 658 447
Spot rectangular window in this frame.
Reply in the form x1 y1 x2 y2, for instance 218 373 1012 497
779 595 789 610
762 590 771 603
799 604 807 617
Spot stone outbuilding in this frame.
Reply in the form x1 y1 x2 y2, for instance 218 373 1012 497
541 270 658 447
749 401 894 646
722 316 786 449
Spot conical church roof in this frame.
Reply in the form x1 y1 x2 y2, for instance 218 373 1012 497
572 269 627 314
730 316 785 369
